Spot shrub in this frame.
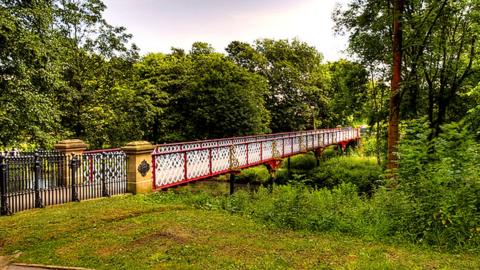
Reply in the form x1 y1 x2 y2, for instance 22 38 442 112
283 152 318 171
218 183 410 242
236 166 270 184
397 119 480 250
311 156 383 195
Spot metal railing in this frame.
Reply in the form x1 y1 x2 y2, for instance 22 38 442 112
152 127 360 189
0 150 127 215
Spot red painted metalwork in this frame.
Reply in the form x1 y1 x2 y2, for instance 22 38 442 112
264 159 283 172
152 127 361 190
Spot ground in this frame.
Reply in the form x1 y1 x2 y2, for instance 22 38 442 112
0 193 479 270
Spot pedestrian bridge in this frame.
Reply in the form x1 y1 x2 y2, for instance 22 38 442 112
1 127 360 215
152 127 361 190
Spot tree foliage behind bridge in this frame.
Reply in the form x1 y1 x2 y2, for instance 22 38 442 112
1 0 370 149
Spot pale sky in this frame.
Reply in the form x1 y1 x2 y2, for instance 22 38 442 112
103 0 350 62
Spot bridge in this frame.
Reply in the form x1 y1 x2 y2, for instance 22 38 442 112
152 127 361 190
1 127 360 215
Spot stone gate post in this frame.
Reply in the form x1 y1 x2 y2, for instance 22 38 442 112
54 139 88 185
121 141 155 194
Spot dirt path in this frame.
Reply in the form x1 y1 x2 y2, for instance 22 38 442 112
0 257 92 270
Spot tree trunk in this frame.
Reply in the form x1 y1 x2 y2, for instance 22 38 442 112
387 0 404 176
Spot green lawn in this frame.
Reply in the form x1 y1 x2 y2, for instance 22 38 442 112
0 193 479 269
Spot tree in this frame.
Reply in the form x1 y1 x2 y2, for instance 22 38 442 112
123 45 271 143
334 0 480 166
53 0 138 145
171 50 270 140
388 0 404 172
328 60 369 124
227 39 331 132
0 1 64 148
0 0 138 149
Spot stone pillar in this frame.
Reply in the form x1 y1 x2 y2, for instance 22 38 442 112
54 139 88 185
121 141 155 194
54 139 88 156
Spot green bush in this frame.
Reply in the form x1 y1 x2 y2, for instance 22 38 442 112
236 166 270 184
322 146 340 160
311 156 383 195
397 120 480 251
283 152 318 171
218 184 412 242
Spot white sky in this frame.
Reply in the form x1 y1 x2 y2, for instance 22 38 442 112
102 0 351 62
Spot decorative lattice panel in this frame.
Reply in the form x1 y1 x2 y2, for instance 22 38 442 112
81 154 102 183
234 144 248 167
103 152 127 181
212 146 229 173
284 137 292 155
155 152 185 186
248 143 261 164
262 141 272 161
292 137 300 153
186 149 210 179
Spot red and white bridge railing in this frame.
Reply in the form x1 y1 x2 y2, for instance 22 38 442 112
152 127 360 190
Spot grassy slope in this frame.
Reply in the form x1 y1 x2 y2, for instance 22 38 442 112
0 194 479 270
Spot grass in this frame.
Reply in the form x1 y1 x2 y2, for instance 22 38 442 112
0 193 479 269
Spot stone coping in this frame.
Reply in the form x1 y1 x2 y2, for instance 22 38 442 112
54 139 88 151
121 141 155 154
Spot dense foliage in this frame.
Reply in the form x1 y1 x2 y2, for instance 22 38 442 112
334 0 480 137
180 140 479 252
397 120 480 249
1 0 370 149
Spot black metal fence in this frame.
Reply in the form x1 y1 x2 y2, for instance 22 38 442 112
0 149 128 215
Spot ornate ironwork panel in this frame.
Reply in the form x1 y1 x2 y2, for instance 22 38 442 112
185 149 208 179
248 143 261 164
155 152 185 186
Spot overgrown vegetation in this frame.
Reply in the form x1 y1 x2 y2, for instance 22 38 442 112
308 156 383 194
0 192 479 269
395 120 480 250
176 135 478 253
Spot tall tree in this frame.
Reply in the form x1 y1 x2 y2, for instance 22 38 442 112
334 0 480 163
122 45 271 143
53 0 137 142
328 60 369 125
227 39 331 132
0 1 63 148
388 0 404 172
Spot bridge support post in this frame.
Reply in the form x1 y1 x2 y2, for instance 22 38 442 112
287 157 291 178
264 158 282 189
338 142 348 155
122 141 155 194
229 173 235 195
314 148 324 166
229 169 240 195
